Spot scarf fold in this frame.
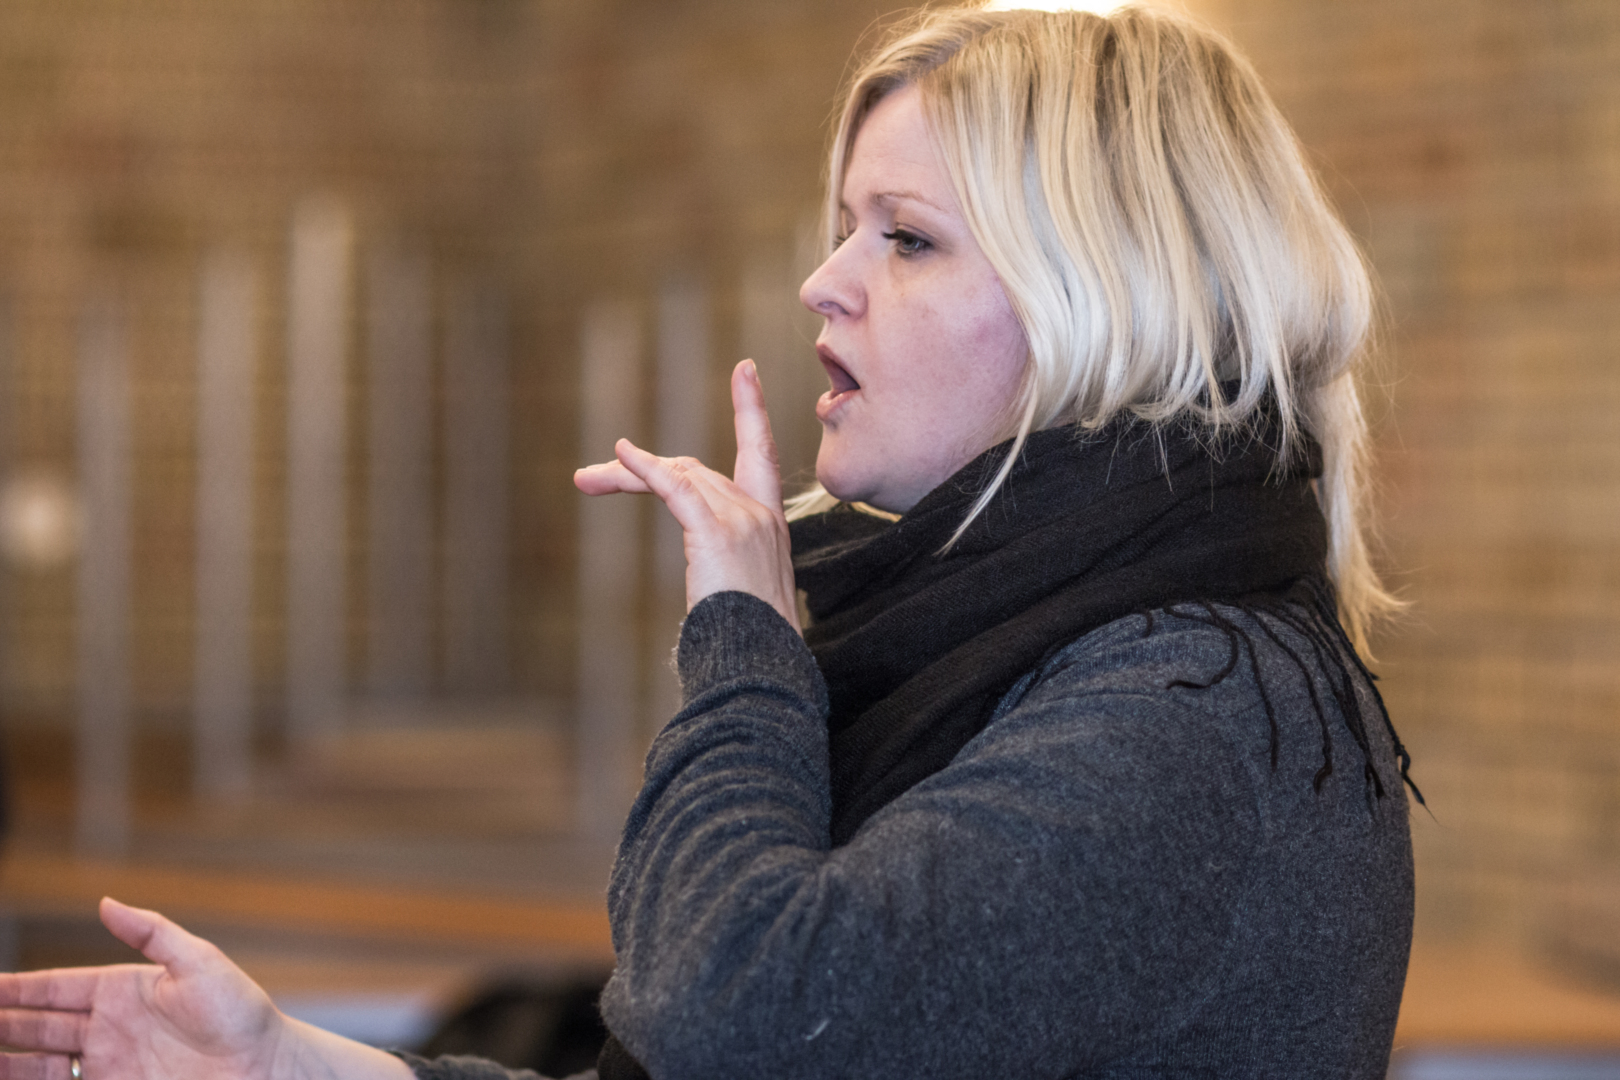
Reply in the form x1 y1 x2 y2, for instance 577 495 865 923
792 415 1333 845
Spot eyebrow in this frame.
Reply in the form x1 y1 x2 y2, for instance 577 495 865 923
840 188 952 217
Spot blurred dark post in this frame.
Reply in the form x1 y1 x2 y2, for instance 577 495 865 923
365 245 434 700
442 281 511 694
74 295 131 855
0 308 8 949
0 294 11 848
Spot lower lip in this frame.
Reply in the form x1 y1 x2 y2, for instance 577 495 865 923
816 387 859 423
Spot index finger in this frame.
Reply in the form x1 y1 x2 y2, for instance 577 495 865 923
0 969 100 1013
731 360 782 509
574 460 653 495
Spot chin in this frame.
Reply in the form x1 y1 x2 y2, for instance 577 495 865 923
815 467 866 506
815 443 876 507
818 469 912 515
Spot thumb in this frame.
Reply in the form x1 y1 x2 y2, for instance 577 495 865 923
100 897 212 973
731 359 783 508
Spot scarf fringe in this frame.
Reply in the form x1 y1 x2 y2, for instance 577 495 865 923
1152 577 1424 808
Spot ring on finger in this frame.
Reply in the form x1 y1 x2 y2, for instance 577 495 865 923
69 1054 82 1080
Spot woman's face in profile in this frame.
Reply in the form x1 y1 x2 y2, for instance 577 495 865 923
800 84 1028 515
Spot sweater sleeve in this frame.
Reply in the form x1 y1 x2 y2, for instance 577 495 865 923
598 591 1265 1080
389 1050 593 1080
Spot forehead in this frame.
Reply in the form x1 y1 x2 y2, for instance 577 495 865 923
842 85 955 211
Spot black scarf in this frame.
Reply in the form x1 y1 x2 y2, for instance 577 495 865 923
599 414 1415 1079
793 414 1373 844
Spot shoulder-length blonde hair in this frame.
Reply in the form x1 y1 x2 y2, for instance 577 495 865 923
792 1 1395 648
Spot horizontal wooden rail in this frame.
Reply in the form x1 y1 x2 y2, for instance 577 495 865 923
0 852 613 963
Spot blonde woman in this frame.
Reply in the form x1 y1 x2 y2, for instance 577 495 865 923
0 5 1416 1079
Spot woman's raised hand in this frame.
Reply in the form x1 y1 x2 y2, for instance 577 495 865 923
574 359 800 633
0 898 413 1080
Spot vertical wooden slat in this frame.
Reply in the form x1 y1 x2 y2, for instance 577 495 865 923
576 299 642 837
647 276 710 730
442 282 510 694
285 197 352 747
194 250 258 798
365 246 434 699
75 296 131 854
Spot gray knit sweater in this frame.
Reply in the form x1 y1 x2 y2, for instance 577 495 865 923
405 589 1413 1080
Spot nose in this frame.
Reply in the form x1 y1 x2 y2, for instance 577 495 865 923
799 239 864 320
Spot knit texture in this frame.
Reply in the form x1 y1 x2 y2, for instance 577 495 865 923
405 590 1413 1079
591 591 1413 1079
392 1051 585 1080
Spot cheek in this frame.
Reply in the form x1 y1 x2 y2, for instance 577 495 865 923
902 311 1025 463
952 284 1028 398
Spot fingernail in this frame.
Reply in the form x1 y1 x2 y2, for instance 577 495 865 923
744 359 758 381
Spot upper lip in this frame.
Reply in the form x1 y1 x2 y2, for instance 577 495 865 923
817 344 860 394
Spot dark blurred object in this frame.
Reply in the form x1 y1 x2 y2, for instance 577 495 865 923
0 733 9 842
417 977 610 1077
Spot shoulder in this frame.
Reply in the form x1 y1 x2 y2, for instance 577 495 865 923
980 602 1403 809
877 608 1283 862
1000 608 1239 709
1003 604 1326 708
985 607 1272 756
937 612 1269 809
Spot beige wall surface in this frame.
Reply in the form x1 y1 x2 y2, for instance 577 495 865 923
0 0 1616 959
1197 0 1620 958
0 0 894 721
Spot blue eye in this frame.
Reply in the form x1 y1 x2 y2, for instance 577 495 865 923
882 229 930 256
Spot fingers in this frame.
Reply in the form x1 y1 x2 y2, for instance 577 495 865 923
0 971 99 1013
99 898 212 977
0 1007 85 1053
578 400 796 630
574 460 652 495
98 897 164 957
613 440 721 536
731 360 783 509
577 357 782 507
584 436 760 538
0 1051 74 1080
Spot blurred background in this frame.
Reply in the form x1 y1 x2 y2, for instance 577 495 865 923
0 0 1616 1074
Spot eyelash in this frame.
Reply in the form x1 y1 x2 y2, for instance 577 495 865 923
882 229 930 257
829 229 932 256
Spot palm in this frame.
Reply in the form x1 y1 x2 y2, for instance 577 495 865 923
0 901 284 1080
98 961 277 1076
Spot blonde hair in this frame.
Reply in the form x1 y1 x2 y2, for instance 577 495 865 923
792 2 1396 648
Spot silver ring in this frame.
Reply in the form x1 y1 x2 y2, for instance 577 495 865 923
69 1054 82 1080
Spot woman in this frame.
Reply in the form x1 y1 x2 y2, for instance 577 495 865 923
0 4 1416 1078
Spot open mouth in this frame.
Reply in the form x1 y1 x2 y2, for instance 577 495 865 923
816 348 860 422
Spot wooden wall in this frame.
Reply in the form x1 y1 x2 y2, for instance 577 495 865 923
0 0 1616 955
